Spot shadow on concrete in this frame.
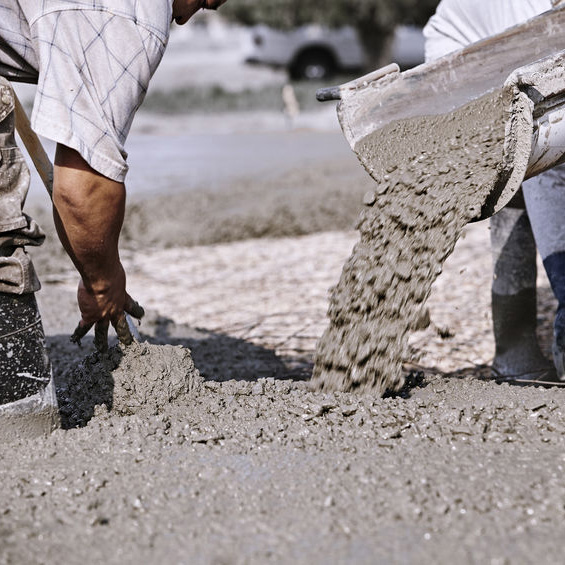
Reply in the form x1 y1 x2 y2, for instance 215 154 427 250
48 339 122 429
138 314 312 382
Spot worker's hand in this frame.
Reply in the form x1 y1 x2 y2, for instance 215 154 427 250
70 264 145 352
53 143 144 354
172 0 228 25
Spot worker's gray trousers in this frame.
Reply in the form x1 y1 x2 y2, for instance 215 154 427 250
491 164 565 354
523 166 565 341
0 78 57 422
492 166 565 291
0 77 44 294
522 166 565 286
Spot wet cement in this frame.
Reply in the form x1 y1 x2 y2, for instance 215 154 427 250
3 330 565 564
57 342 202 428
313 91 508 394
4 109 565 563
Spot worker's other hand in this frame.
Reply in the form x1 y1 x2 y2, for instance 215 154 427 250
70 264 145 352
172 0 228 25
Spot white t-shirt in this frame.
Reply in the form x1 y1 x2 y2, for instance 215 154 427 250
424 0 553 61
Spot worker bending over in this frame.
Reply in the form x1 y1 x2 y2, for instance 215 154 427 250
0 0 228 434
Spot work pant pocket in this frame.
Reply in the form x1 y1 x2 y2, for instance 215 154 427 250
0 246 41 294
0 146 31 232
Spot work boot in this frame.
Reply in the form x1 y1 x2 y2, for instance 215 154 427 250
0 292 60 441
490 203 555 382
491 288 555 381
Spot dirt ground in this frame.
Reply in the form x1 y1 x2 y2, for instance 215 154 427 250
3 111 565 563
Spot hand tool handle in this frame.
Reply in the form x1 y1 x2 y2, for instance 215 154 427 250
316 63 400 102
13 93 53 198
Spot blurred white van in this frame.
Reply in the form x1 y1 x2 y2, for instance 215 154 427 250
244 24 425 80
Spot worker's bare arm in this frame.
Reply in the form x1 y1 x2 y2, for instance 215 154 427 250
52 144 143 350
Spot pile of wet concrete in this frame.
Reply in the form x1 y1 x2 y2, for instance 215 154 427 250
4 346 565 564
56 342 202 428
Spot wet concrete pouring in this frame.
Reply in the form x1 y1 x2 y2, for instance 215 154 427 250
3 105 565 563
313 91 507 393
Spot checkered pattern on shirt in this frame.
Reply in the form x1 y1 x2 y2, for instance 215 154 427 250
0 2 171 181
24 1 172 43
0 2 38 82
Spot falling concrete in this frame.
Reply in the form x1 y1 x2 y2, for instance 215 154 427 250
313 90 508 394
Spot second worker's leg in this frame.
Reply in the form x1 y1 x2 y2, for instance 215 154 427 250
490 196 554 381
523 165 565 380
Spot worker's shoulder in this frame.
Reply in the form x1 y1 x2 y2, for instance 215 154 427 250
22 0 171 43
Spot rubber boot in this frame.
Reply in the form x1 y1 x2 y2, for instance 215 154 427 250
490 203 555 382
0 292 60 440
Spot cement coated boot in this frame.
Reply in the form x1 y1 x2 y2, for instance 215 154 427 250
491 288 555 380
490 205 554 381
0 292 60 441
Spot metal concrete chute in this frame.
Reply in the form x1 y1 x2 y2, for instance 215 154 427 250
494 50 565 216
517 51 565 178
317 5 565 220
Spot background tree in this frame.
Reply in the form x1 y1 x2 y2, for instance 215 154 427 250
221 0 441 70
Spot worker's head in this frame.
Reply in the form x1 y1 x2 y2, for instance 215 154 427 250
172 0 229 25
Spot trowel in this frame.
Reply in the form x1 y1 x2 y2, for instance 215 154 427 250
317 3 565 220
